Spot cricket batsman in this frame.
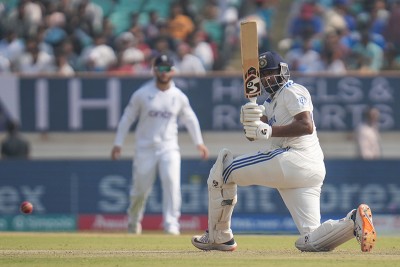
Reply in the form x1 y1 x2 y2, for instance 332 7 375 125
191 51 376 252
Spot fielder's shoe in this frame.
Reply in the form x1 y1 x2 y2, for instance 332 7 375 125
354 204 377 252
128 222 142 234
165 229 180 235
191 230 237 251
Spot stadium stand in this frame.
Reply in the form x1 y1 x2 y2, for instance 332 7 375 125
1 0 400 73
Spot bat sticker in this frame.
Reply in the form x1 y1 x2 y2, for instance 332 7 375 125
244 66 261 97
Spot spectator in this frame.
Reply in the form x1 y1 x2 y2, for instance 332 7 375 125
252 0 276 45
2 0 31 38
71 0 104 34
350 29 383 73
218 1 240 70
383 1 400 68
112 31 150 73
1 120 30 159
81 33 116 72
288 2 323 39
0 29 25 71
144 10 162 43
101 17 116 48
130 31 152 69
285 37 323 73
323 0 350 35
43 12 68 48
168 2 195 43
36 25 55 56
383 42 400 70
369 0 389 36
320 30 347 74
151 36 176 62
201 1 224 49
0 54 10 72
16 37 55 74
178 0 201 25
355 107 381 160
59 38 80 71
108 47 146 75
191 30 214 71
55 51 75 76
23 0 44 37
114 32 136 52
174 42 206 74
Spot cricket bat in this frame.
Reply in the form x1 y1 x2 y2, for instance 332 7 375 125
240 21 261 103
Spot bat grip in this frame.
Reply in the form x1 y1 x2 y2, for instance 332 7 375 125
249 97 257 103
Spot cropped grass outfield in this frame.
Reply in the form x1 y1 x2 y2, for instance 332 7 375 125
1 232 400 267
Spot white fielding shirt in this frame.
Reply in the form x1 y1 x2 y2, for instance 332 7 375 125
114 80 204 152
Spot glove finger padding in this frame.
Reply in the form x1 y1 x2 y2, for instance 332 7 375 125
240 103 263 123
242 102 259 109
243 122 258 139
243 113 262 122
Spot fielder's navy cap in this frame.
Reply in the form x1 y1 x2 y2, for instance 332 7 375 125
154 54 174 67
259 51 285 71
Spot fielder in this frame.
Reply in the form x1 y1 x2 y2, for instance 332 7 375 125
191 51 376 252
112 54 209 235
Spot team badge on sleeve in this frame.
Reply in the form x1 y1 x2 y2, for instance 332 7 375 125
298 96 307 106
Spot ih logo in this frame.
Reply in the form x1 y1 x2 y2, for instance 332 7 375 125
244 66 261 98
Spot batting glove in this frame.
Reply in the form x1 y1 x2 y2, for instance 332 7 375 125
244 121 272 140
240 102 265 124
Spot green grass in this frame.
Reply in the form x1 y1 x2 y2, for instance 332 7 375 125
1 232 400 267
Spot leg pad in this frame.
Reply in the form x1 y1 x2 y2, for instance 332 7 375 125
295 218 354 252
208 183 237 243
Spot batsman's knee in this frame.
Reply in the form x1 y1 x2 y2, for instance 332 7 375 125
207 148 233 189
209 182 237 205
221 183 237 202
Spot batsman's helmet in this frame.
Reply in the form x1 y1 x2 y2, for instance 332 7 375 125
259 51 290 94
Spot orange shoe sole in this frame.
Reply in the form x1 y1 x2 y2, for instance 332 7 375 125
358 204 377 252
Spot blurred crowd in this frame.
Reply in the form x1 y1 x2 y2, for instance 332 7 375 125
281 0 400 74
0 0 399 76
0 0 244 75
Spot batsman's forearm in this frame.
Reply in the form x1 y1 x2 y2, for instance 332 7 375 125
271 120 313 137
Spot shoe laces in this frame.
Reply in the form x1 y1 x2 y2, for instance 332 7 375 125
198 231 210 243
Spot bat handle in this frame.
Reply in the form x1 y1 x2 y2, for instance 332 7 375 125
249 97 257 103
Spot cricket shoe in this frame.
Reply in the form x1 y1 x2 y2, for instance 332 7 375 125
191 230 237 251
165 229 180 235
354 204 377 252
128 222 142 234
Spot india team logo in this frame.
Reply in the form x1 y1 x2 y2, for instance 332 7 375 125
298 96 307 105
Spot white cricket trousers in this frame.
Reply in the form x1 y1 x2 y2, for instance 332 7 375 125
128 148 181 233
223 147 326 235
